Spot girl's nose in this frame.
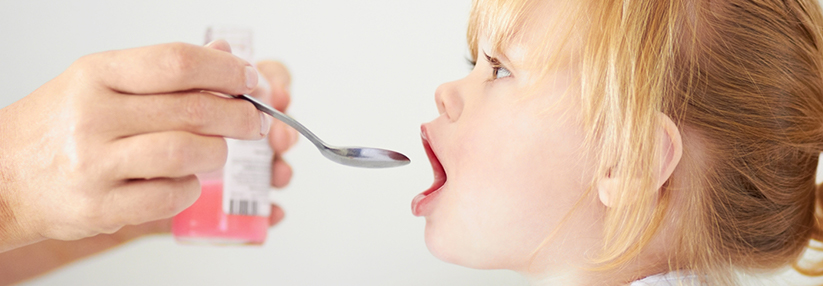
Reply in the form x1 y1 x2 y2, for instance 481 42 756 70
434 80 464 122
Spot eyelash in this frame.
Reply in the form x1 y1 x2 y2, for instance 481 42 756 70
484 53 512 80
467 53 513 81
466 56 477 69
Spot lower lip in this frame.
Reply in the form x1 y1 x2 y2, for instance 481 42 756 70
412 127 446 217
412 184 444 217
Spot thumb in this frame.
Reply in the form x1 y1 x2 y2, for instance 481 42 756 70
256 60 291 112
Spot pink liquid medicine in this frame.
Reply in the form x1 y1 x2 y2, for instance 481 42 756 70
172 179 269 245
172 26 273 245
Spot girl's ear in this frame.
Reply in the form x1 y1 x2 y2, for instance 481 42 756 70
654 113 683 192
597 168 619 208
597 113 683 208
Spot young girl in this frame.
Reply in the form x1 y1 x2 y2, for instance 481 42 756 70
413 0 823 285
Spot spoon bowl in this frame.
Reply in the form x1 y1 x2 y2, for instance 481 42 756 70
236 94 410 168
321 146 412 168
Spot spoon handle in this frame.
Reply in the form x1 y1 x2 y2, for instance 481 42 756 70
236 94 325 148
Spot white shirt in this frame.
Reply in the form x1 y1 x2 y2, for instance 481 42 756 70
630 272 703 286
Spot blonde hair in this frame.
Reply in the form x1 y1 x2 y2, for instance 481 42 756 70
469 0 823 284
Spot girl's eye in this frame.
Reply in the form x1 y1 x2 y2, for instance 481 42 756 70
492 66 512 79
484 52 512 80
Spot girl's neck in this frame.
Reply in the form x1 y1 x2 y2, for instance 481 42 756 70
520 249 671 286
524 268 668 286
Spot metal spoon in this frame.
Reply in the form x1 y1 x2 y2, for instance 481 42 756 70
236 94 410 168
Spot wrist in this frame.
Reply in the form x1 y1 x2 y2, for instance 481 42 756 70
0 106 44 253
0 165 42 253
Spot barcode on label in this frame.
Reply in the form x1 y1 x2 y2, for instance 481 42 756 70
229 199 261 216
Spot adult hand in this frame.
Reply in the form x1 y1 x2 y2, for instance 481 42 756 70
0 40 282 252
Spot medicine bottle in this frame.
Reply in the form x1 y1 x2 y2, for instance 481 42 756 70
172 26 272 245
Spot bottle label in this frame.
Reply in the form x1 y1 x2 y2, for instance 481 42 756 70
223 138 272 217
208 26 272 218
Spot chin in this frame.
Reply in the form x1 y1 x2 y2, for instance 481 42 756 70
423 221 501 270
423 220 467 266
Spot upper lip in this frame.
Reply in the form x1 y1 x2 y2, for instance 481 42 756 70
421 125 446 196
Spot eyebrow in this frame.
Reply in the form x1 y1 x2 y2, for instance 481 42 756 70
483 50 515 68
484 52 498 64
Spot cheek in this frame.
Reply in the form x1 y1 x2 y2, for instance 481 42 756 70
426 101 593 268
455 100 589 202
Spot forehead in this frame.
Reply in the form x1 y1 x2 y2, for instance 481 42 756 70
469 0 585 67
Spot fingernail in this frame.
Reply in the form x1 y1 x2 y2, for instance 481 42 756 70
260 112 272 137
205 40 217 47
245 66 258 90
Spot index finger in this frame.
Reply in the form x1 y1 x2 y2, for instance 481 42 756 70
79 42 257 96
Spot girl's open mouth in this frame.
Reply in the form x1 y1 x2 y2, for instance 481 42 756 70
412 125 447 217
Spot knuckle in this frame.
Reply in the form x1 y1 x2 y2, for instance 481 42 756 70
160 134 196 171
240 103 261 138
76 196 120 234
71 104 103 136
73 51 106 69
70 54 94 73
67 54 99 83
158 134 228 176
181 94 212 129
162 42 197 76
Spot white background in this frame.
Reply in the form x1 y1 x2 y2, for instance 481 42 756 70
0 0 525 285
1 1 822 285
